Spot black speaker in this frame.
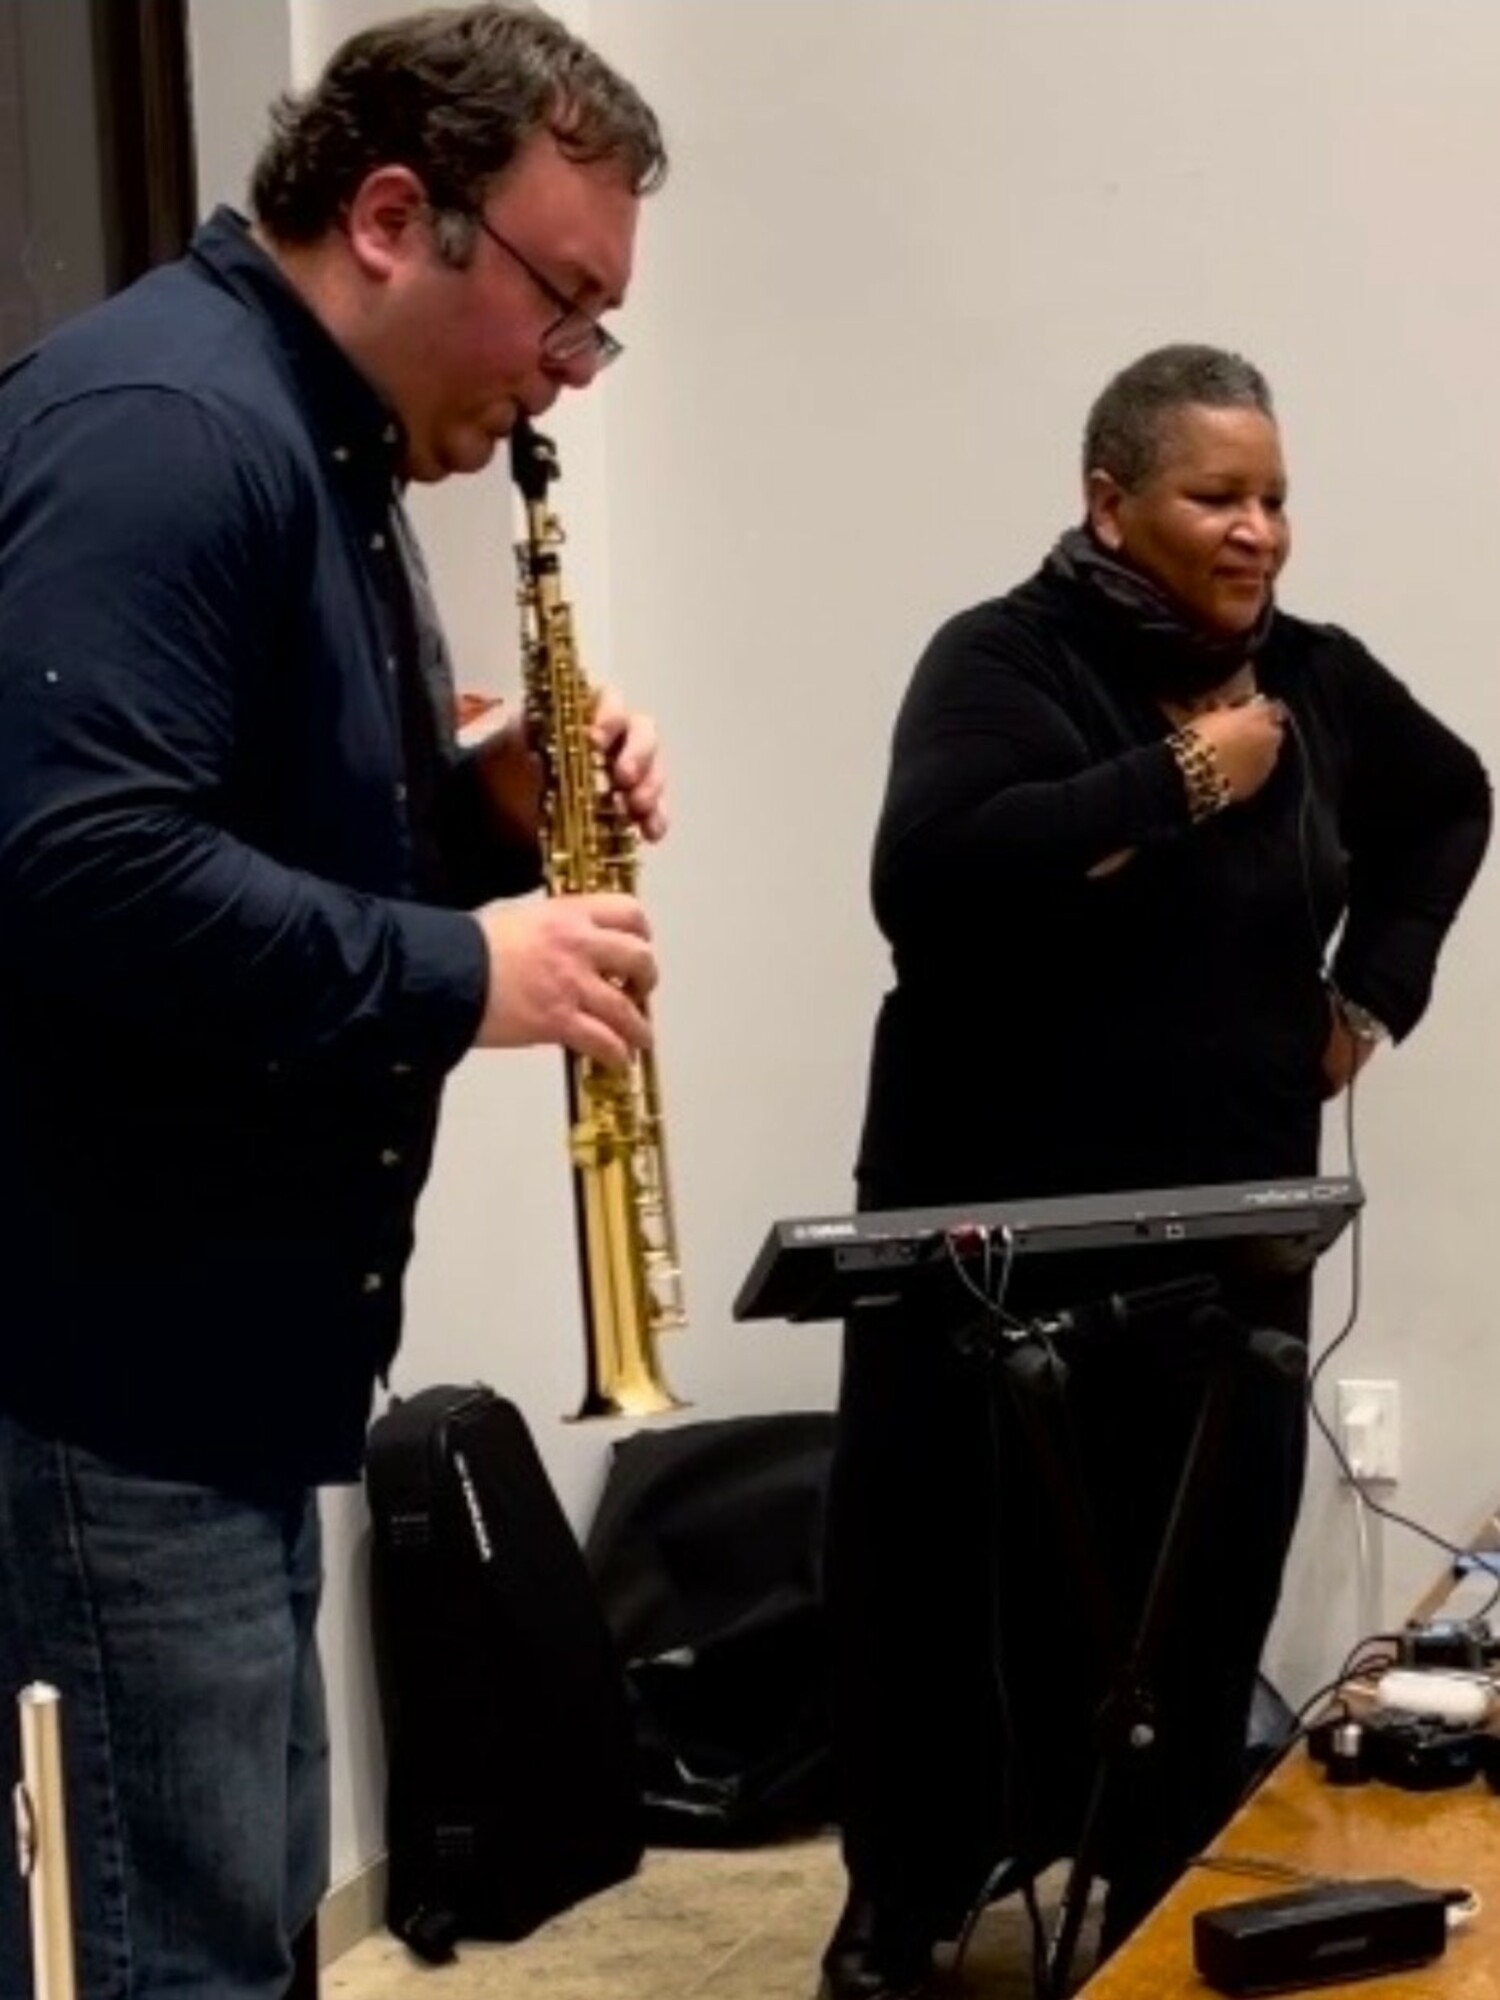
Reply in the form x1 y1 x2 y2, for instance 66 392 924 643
1193 1878 1448 1996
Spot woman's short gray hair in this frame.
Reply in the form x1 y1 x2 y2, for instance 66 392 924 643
1083 344 1274 491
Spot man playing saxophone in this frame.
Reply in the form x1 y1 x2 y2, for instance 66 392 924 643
0 8 668 1996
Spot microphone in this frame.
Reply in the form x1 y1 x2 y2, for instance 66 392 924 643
1190 1304 1308 1381
1242 1323 1308 1380
1027 1274 1222 1344
1023 1280 1307 1380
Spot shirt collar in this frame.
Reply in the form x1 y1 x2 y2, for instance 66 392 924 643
188 205 406 484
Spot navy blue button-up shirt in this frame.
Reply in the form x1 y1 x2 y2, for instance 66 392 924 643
0 209 539 1491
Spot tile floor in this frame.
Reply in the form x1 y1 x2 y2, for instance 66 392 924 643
325 1837 1085 1999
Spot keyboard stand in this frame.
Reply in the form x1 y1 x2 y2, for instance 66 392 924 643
955 1284 1306 1997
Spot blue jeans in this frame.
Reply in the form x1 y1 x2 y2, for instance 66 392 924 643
0 1413 329 1999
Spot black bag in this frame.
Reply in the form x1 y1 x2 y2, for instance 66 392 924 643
365 1384 643 1962
584 1411 836 1845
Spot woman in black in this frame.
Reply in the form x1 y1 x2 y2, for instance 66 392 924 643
820 345 1490 2000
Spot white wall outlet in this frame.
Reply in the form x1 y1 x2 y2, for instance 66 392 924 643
1335 1379 1400 1484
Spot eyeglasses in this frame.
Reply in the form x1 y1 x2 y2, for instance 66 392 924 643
474 215 623 370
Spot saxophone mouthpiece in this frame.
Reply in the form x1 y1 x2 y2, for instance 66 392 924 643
510 416 558 502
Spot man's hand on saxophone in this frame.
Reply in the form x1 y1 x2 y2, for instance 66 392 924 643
472 893 657 1068
589 687 669 842
475 683 668 846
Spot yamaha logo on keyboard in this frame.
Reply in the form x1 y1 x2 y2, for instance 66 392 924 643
792 1220 858 1241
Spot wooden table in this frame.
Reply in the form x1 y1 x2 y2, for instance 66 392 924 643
1077 1520 1500 1997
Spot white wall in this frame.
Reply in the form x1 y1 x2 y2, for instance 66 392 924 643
189 0 1500 1889
186 0 290 216
589 0 1500 1707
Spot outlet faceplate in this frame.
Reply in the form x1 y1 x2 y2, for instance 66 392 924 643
1335 1379 1400 1484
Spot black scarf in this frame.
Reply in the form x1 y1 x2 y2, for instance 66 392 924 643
1044 525 1275 702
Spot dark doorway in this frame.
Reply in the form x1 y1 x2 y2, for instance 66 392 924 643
0 0 195 363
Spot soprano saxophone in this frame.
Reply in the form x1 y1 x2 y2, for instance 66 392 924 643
511 418 686 1420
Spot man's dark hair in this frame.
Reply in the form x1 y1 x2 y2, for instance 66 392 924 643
250 3 666 243
1083 344 1274 490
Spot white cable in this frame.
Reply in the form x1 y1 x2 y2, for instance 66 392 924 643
1351 1471 1376 1646
1341 1385 1379 1650
944 1223 1019 1322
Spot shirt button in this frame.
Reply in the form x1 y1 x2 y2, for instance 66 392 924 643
394 781 407 805
385 653 398 677
361 1271 385 1295
370 531 386 552
379 1148 402 1168
332 446 350 464
391 1062 413 1077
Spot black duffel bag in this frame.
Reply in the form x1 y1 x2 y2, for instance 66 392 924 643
585 1411 837 1846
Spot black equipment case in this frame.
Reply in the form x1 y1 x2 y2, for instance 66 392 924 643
365 1383 644 1962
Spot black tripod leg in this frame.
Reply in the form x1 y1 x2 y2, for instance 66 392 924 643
997 1346 1129 1689
999 1313 1248 1999
1052 1339 1241 1994
994 1346 1131 1999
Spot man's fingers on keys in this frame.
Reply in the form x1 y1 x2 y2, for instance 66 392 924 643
589 924 658 996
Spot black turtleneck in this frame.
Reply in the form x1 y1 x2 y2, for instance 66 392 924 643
856 560 1491 1209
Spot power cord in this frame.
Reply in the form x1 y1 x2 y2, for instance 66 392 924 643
1283 703 1492 1615
1186 1858 1480 1940
1220 1651 1397 1825
1308 1084 1490 1586
1189 1853 1327 1889
1445 1888 1482 1931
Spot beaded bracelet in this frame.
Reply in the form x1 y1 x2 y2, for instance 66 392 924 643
1167 725 1232 823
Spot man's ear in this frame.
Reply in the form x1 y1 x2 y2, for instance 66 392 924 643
1085 467 1127 552
343 165 429 281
